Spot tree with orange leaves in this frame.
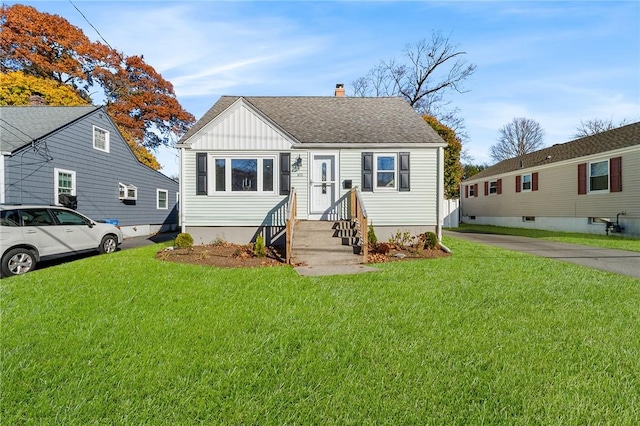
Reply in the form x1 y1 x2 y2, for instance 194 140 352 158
1 4 194 167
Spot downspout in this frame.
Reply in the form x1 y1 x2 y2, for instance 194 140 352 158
179 145 186 234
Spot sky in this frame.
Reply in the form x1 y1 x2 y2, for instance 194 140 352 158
10 1 640 178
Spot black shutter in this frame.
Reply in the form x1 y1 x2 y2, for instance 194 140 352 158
399 152 410 192
196 153 207 195
362 152 373 192
280 153 291 196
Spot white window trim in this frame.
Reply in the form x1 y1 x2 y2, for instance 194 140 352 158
119 182 138 200
93 126 110 153
489 180 498 195
374 153 398 191
157 189 169 210
468 185 475 197
521 174 532 192
54 168 76 205
588 159 609 194
210 155 278 195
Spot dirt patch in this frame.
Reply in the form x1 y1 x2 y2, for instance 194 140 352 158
156 242 450 269
156 243 286 269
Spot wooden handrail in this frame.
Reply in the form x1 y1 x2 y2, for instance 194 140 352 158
349 188 368 262
285 188 297 264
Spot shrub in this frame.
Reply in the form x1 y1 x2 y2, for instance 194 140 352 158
424 231 438 250
389 229 414 248
375 243 390 255
253 235 267 258
174 233 194 248
368 223 378 247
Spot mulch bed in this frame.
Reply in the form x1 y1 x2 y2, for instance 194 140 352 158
156 242 450 269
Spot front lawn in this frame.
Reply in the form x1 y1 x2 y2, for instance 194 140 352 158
2 238 639 424
454 223 640 252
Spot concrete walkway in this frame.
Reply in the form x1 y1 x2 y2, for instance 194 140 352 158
444 230 640 279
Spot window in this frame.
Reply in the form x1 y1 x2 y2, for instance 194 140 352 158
93 126 110 152
51 209 90 226
157 189 168 209
522 174 532 191
362 152 409 192
119 183 138 200
522 216 535 222
375 154 396 189
211 157 277 194
468 184 475 197
54 168 76 205
489 180 498 195
589 160 609 192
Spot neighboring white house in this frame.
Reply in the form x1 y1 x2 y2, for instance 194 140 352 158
177 86 447 247
460 122 640 237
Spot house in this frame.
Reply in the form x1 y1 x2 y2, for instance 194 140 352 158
0 105 179 237
460 122 640 237
177 86 447 249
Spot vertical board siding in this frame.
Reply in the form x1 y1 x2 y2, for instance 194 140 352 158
461 148 640 219
5 110 178 226
189 104 292 151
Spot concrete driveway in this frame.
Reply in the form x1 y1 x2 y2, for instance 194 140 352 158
444 230 640 279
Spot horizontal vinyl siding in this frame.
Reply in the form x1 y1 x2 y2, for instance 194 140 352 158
462 147 640 219
183 150 289 226
290 151 309 219
5 111 178 227
340 148 439 226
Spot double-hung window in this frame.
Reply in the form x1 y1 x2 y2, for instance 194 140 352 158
522 174 532 191
489 180 498 195
589 160 608 192
93 126 110 152
157 189 168 209
375 153 397 190
212 156 276 194
54 168 76 204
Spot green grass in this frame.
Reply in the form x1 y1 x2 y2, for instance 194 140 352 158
2 239 640 424
454 223 640 252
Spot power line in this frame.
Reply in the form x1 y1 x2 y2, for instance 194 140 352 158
67 0 114 50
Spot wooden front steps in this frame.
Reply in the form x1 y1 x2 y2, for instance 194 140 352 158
290 220 363 266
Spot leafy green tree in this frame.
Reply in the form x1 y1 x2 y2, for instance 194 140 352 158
462 163 488 180
423 115 463 199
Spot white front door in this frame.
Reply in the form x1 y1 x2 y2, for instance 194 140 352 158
310 154 337 215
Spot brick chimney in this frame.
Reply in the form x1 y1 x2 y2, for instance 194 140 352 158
334 83 345 97
29 94 47 106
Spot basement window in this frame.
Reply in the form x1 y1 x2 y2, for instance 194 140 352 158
522 216 535 222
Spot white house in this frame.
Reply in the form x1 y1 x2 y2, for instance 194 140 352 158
177 86 447 250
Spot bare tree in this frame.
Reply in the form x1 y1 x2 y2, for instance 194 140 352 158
351 31 476 127
490 118 545 163
574 118 629 138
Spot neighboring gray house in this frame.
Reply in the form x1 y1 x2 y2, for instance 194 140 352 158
460 122 640 237
177 87 447 247
0 105 178 237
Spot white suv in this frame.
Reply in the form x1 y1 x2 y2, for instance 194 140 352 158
0 205 123 277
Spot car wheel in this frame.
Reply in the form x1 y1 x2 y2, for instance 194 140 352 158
99 235 118 254
2 248 37 276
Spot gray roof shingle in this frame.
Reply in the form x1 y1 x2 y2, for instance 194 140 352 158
179 96 444 145
466 121 640 181
1 106 99 152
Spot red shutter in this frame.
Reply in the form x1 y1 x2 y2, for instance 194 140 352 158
610 157 622 192
484 181 489 196
465 185 469 198
516 175 522 193
474 183 478 197
497 179 502 195
532 172 539 191
578 163 587 195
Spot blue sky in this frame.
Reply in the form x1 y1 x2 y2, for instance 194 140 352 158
12 1 640 177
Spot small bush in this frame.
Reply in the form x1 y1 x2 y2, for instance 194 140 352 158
389 229 414 248
368 223 378 246
424 231 438 250
253 235 267 258
174 233 194 248
375 243 390 255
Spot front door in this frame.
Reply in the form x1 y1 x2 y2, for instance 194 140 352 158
310 154 337 215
